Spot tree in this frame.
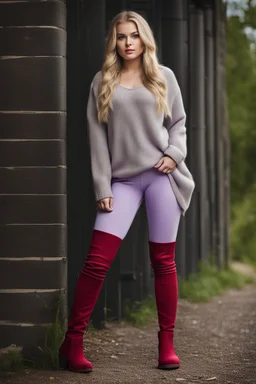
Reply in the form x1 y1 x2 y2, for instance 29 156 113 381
227 2 256 265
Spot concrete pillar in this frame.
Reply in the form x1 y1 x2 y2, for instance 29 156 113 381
0 0 67 359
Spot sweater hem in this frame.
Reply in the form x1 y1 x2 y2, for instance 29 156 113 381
167 174 193 215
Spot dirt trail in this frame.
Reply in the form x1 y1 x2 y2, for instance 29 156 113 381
1 284 255 384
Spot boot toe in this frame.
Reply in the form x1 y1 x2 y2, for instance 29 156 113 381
67 357 93 373
158 355 180 370
59 337 93 373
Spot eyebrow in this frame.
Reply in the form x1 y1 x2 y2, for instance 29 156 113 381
117 31 138 36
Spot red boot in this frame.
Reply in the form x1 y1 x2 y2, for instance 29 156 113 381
149 241 180 370
158 330 180 369
59 336 93 373
59 230 122 373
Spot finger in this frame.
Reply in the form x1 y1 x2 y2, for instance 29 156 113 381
154 159 164 168
101 200 108 210
104 200 112 212
158 163 167 172
105 199 112 212
165 158 177 169
109 198 113 210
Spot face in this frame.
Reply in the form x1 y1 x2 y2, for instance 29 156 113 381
116 21 144 61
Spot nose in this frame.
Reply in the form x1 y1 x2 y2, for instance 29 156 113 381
126 38 132 47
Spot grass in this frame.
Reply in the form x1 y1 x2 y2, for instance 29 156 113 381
36 295 66 369
1 262 254 370
0 349 24 372
230 187 256 268
178 261 255 302
123 261 255 326
87 321 99 335
123 295 157 326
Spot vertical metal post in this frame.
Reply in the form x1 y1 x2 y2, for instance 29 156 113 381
161 0 187 279
188 3 209 270
213 0 228 268
205 5 217 260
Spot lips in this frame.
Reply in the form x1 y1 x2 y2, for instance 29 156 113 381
125 50 134 53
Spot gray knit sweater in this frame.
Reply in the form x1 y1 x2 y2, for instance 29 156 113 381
86 65 195 214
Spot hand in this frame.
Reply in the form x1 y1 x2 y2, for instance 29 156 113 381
97 197 113 212
154 156 177 174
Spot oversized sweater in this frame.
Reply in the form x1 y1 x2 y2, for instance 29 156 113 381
86 65 195 214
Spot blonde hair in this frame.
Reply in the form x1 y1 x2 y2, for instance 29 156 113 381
97 10 171 123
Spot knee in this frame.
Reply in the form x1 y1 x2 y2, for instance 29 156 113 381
150 255 177 275
80 230 121 280
81 256 111 280
149 241 177 275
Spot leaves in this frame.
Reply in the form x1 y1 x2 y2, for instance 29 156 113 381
227 4 256 266
228 4 256 204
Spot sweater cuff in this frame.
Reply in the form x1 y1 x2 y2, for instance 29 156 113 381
164 145 184 165
95 188 113 202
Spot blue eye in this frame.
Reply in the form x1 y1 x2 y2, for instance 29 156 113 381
117 34 139 40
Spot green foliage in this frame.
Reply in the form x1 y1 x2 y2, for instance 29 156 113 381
0 295 66 371
123 295 157 326
230 185 256 266
227 3 256 265
123 262 254 322
87 321 98 335
0 349 24 372
178 262 254 302
227 14 256 203
37 295 65 369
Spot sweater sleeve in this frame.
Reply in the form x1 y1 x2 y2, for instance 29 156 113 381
163 69 187 165
86 74 113 201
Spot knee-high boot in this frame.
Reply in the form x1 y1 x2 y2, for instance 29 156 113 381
59 229 122 373
149 241 180 370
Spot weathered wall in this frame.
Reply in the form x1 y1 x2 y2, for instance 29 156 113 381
0 0 67 357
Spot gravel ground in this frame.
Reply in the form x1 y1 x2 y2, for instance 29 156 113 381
0 284 255 384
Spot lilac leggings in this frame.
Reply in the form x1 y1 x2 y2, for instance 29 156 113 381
94 167 181 243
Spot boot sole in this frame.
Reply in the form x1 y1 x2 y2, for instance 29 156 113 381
158 364 180 370
69 367 93 373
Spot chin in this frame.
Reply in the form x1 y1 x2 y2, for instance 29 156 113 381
125 56 137 60
122 53 140 60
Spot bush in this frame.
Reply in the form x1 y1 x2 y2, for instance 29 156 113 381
230 185 256 267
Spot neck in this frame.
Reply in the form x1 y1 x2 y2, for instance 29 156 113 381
122 57 143 73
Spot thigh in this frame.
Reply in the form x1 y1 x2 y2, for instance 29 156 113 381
144 172 181 243
94 178 143 240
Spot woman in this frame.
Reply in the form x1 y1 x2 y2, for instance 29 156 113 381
59 10 195 373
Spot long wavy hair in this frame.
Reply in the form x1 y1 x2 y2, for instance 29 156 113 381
97 11 171 123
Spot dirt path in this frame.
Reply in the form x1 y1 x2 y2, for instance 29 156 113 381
1 284 255 384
